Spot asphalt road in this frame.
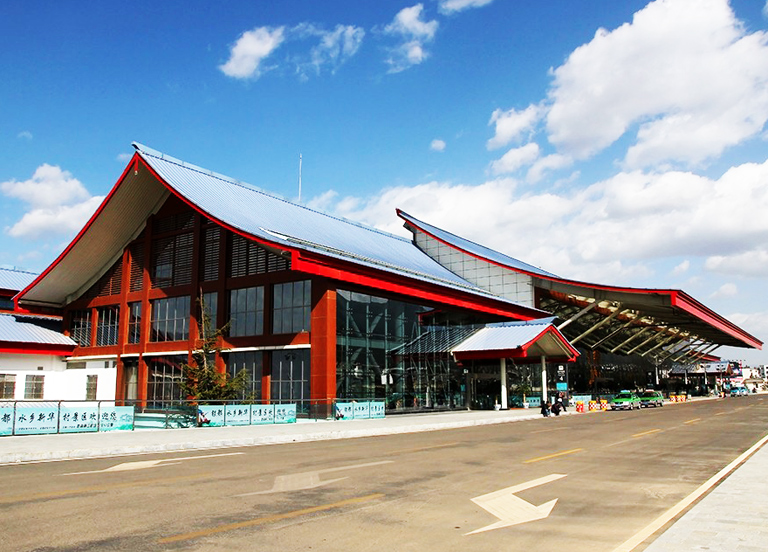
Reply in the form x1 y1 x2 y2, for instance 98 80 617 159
2 395 767 552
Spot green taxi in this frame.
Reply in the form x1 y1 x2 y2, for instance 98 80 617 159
638 390 664 407
610 391 641 410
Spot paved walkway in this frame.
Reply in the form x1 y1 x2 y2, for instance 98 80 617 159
2 405 766 552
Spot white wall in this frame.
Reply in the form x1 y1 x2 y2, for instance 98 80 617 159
0 354 116 401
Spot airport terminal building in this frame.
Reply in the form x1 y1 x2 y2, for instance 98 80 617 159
11 144 762 413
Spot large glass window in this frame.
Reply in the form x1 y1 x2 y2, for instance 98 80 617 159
201 291 218 330
229 287 264 337
96 306 119 346
150 233 193 289
271 349 310 410
0 374 16 399
150 296 190 342
146 356 185 409
122 359 139 402
24 374 44 399
273 281 311 334
70 310 92 347
128 302 142 344
226 351 263 400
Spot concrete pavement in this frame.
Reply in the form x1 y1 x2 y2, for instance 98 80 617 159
2 403 766 552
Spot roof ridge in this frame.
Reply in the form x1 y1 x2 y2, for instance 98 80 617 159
133 142 411 244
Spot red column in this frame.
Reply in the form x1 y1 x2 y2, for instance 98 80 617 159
310 283 336 418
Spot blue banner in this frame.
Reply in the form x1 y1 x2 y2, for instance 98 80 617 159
274 403 296 424
14 406 58 435
353 402 370 419
59 406 99 433
99 406 134 431
0 405 13 436
335 402 355 420
197 405 225 427
251 404 274 424
369 401 385 418
225 405 251 426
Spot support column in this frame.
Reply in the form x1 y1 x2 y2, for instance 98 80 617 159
500 358 508 410
310 283 336 419
541 355 548 404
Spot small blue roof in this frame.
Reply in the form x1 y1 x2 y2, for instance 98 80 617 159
0 313 76 347
0 267 37 293
398 210 559 278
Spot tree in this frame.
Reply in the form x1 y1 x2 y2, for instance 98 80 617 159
180 295 248 404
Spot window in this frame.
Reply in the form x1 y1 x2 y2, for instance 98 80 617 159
122 359 138 402
128 302 142 344
0 374 16 399
200 226 221 282
226 351 263 400
150 296 190 342
70 310 92 347
129 241 145 292
96 306 119 346
0 298 14 310
146 356 185 409
273 281 311 334
150 233 193 289
229 287 264 337
24 374 44 399
86 374 98 400
228 233 289 277
271 349 310 409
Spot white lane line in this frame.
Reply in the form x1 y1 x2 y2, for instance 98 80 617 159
611 432 768 552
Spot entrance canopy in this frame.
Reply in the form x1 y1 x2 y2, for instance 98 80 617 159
451 318 578 364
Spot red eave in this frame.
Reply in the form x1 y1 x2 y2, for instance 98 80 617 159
672 291 762 350
0 342 76 356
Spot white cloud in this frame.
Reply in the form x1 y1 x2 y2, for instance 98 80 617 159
439 0 494 14
545 0 768 168
116 152 132 162
673 260 690 275
487 105 542 150
17 131 32 140
710 282 738 298
311 156 768 285
6 197 103 240
1 164 90 209
526 153 572 183
219 26 285 79
489 143 540 175
383 4 439 73
1 165 102 240
764 1 768 19
430 139 446 152
297 23 365 77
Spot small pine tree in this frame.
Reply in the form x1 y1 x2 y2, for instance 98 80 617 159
180 295 248 404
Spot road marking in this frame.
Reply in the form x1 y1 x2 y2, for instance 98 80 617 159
0 473 213 504
465 473 566 535
530 427 568 434
234 460 394 496
386 442 460 455
523 448 583 464
159 493 385 543
715 412 727 416
632 429 662 438
611 432 768 552
684 418 701 425
62 452 244 475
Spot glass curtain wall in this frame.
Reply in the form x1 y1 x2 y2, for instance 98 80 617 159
336 289 473 412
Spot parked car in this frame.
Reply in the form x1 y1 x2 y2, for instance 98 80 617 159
729 386 748 396
638 390 664 407
610 391 641 410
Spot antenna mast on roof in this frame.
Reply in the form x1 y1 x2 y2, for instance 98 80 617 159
298 153 302 203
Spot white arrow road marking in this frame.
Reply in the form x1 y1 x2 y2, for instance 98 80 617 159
234 460 394 496
62 452 244 475
465 473 567 535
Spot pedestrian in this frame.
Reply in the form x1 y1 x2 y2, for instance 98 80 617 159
557 392 567 413
551 401 561 416
541 401 551 417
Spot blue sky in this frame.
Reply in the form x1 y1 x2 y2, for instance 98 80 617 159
2 0 768 366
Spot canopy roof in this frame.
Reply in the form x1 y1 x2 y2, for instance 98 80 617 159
0 313 76 355
398 212 762 363
16 144 546 321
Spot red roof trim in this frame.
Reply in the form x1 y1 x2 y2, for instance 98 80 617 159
399 211 762 350
292 251 545 320
0 342 76 356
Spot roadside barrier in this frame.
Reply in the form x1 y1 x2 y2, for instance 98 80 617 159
576 401 584 413
600 399 608 411
588 400 598 411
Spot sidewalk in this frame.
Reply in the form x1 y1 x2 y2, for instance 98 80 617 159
2 404 766 552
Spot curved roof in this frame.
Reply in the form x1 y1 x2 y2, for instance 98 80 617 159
17 143 546 321
0 313 76 354
398 211 762 357
0 267 37 295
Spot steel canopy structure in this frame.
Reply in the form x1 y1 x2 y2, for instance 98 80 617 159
398 211 762 366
